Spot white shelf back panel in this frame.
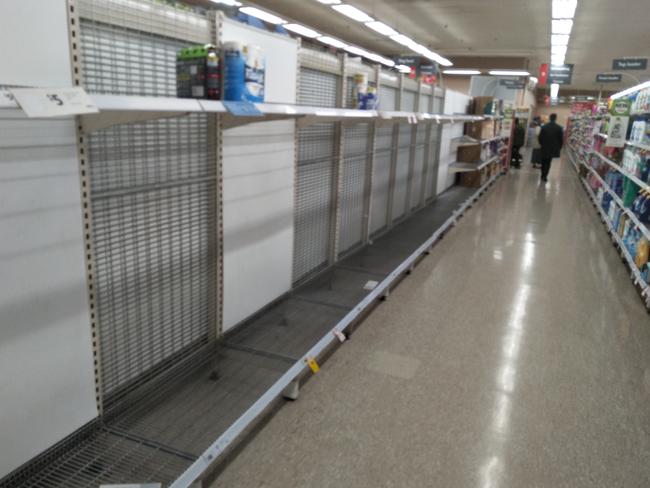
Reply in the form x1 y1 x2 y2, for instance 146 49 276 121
221 19 298 331
0 0 74 87
0 0 97 478
438 89 472 194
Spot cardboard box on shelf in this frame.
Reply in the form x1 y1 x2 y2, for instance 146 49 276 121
465 121 483 139
460 167 487 188
473 96 494 115
457 143 481 163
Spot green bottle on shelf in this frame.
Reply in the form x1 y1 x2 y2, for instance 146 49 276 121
623 178 640 208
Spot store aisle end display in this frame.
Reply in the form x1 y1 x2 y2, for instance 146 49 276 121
566 85 650 308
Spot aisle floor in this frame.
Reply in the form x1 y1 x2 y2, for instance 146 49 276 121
212 158 650 488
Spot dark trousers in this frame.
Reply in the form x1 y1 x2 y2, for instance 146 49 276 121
541 156 552 180
512 146 522 167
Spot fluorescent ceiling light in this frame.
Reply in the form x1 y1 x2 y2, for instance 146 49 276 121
332 4 374 22
611 79 650 100
489 70 530 76
344 45 369 57
550 83 560 98
551 45 567 56
239 6 285 24
443 69 481 75
390 33 418 48
210 0 242 6
283 23 320 38
415 45 453 66
316 0 341 4
396 64 412 73
317 36 347 49
551 34 569 46
366 53 395 67
552 0 577 19
365 21 397 37
552 19 573 34
551 53 566 65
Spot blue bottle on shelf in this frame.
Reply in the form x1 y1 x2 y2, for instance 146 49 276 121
223 41 245 102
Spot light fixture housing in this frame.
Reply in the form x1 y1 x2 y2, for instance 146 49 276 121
550 83 560 98
551 45 567 56
344 45 369 57
283 23 320 38
489 70 530 76
210 0 242 6
365 21 397 37
610 80 650 100
551 53 566 65
551 34 569 46
552 0 577 19
443 69 481 75
332 4 374 22
390 33 417 48
317 36 347 49
552 19 573 34
239 6 286 24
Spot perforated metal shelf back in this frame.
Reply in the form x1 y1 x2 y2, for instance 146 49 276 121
293 67 339 285
78 0 218 411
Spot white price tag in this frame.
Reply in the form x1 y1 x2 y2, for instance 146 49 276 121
363 280 379 291
0 90 18 108
10 87 98 117
332 329 347 343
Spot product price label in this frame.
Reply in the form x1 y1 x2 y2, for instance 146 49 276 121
0 90 19 108
223 101 263 117
332 329 347 343
10 87 98 117
306 357 320 374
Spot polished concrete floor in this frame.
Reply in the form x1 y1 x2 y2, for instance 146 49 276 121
212 158 650 487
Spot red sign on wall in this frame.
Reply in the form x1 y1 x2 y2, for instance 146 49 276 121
539 63 549 85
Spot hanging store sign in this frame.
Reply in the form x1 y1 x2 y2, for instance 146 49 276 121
612 58 648 70
596 73 622 83
539 63 549 85
9 87 98 117
548 64 574 85
499 79 525 89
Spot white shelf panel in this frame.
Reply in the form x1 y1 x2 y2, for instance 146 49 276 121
450 155 499 173
626 140 650 152
3 91 498 132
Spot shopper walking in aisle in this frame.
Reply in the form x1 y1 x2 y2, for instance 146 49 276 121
511 118 525 169
538 113 564 182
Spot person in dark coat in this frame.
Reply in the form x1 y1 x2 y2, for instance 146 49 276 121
511 118 525 169
538 113 564 182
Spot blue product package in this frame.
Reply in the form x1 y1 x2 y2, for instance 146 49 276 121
243 45 265 103
223 41 245 101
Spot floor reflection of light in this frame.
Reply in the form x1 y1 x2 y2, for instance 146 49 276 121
480 455 503 488
492 392 511 435
521 233 535 271
493 249 503 261
477 280 530 488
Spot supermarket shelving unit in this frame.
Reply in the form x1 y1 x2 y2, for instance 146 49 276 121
0 1 505 487
566 111 650 309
